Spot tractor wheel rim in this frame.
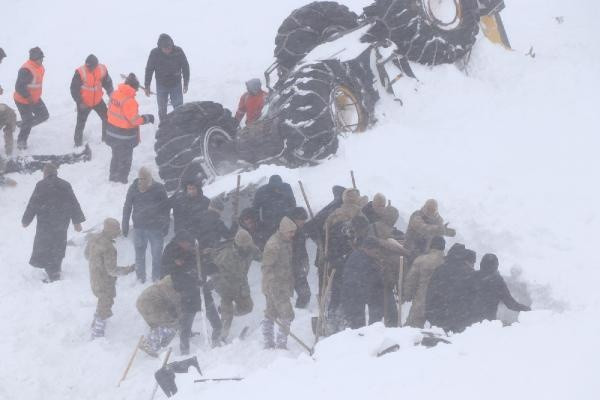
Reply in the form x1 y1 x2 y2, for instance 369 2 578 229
330 85 364 135
422 0 462 30
203 126 234 178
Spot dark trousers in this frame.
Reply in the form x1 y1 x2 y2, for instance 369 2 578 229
15 100 49 144
44 261 62 282
134 228 164 282
4 147 89 174
74 102 108 145
294 274 311 308
342 285 384 329
156 82 183 122
179 311 196 352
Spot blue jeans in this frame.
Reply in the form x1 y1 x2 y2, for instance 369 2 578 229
134 228 164 282
156 82 183 122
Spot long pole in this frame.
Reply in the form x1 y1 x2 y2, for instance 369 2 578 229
149 347 172 400
117 335 143 387
397 256 404 327
195 240 210 346
298 181 314 219
233 175 241 220
350 170 357 189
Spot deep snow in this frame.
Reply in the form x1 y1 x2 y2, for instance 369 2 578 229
0 0 599 399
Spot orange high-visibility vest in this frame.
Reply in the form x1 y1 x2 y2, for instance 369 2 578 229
14 60 45 104
77 64 107 107
107 83 144 130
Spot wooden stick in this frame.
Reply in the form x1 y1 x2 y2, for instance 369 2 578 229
397 256 404 327
149 347 172 400
275 319 314 356
298 181 314 219
316 269 336 342
117 335 143 387
195 378 244 383
350 170 357 189
233 175 241 220
195 240 210 346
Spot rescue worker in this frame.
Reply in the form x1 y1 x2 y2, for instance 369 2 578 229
288 206 311 308
13 47 49 150
470 254 531 324
85 218 135 338
362 193 387 223
0 144 91 188
70 54 114 146
161 230 198 355
304 185 345 298
122 167 170 283
169 176 210 234
252 175 296 248
404 236 446 328
137 275 182 357
404 199 456 267
234 78 267 127
22 163 85 282
261 217 297 349
105 73 154 183
0 49 16 156
239 207 263 250
144 33 190 122
324 188 367 321
211 229 261 341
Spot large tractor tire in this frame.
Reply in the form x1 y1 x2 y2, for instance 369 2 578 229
155 101 237 192
274 1 360 74
363 0 480 65
268 54 378 166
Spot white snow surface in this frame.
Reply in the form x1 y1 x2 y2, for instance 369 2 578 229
1 0 599 399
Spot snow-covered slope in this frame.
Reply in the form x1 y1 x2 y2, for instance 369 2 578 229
1 0 599 399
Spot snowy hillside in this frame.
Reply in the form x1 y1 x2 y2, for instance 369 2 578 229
1 0 599 399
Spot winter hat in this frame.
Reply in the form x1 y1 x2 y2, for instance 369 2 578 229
125 73 140 90
342 188 361 205
464 249 477 265
157 33 174 49
480 253 499 273
430 236 446 251
279 216 297 234
381 206 399 227
289 206 308 221
245 78 262 95
43 162 58 177
234 229 254 248
332 185 346 199
373 193 387 209
103 218 121 239
446 243 466 260
269 175 283 185
85 54 99 69
209 197 225 212
29 47 44 61
0 48 6 60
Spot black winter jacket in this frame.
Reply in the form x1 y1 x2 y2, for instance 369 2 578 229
162 240 201 313
22 175 85 267
15 68 34 100
195 209 235 250
144 46 190 89
169 190 210 234
122 180 170 235
252 177 296 237
470 269 530 323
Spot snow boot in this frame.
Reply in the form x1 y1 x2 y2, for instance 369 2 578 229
91 315 106 339
275 319 291 350
262 319 275 349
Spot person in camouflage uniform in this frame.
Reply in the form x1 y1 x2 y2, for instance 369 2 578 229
261 217 297 349
404 199 456 267
85 218 135 338
0 103 16 156
211 229 261 341
136 275 182 357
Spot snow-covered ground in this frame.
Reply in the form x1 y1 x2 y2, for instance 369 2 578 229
1 0 599 399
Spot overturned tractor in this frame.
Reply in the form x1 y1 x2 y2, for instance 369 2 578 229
155 0 511 192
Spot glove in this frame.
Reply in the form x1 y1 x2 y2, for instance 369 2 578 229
126 264 136 274
122 224 129 238
144 87 151 97
142 114 155 124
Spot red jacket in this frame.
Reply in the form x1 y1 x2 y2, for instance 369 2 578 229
235 90 266 125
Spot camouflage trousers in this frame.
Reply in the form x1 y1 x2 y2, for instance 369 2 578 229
95 295 115 320
264 286 294 322
0 104 16 155
220 292 253 339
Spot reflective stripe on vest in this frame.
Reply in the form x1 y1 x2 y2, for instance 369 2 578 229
108 96 140 128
